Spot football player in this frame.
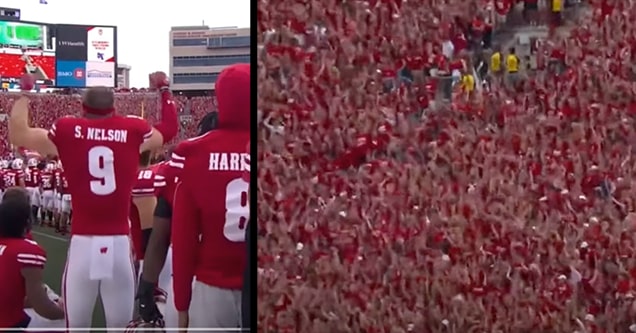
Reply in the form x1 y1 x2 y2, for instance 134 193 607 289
57 163 71 235
170 64 250 330
8 73 178 329
130 150 158 271
24 158 41 224
52 161 63 231
39 163 56 226
4 159 26 189
0 187 64 329
0 160 8 198
135 113 220 329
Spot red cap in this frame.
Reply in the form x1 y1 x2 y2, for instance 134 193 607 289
242 141 250 183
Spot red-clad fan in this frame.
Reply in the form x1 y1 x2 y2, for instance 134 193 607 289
170 64 250 329
8 73 178 329
24 158 41 222
494 0 511 16
130 150 158 264
0 187 64 329
4 159 25 189
39 163 56 225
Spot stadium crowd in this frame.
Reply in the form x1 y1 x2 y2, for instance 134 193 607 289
0 93 216 156
257 0 636 332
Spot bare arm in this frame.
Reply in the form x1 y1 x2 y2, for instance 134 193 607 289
140 90 178 153
9 96 57 156
22 267 64 320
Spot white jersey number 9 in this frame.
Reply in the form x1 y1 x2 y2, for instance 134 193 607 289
88 146 117 195
224 178 249 242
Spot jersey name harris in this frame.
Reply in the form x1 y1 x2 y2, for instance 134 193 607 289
208 152 250 172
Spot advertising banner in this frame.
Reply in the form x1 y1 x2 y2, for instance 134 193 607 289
86 26 114 62
55 25 88 61
55 24 116 87
85 61 114 87
55 60 86 87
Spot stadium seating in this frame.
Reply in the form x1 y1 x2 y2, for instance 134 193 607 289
0 92 216 156
257 0 636 332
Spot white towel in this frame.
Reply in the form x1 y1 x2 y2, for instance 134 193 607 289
89 236 115 280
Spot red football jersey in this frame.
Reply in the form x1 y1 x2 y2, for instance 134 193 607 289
170 130 250 311
54 170 62 191
3 170 24 188
48 116 153 235
40 172 55 191
129 166 158 260
0 238 46 327
153 161 177 206
58 171 69 194
24 167 40 187
132 167 157 197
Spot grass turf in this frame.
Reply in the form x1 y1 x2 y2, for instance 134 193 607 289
31 225 107 330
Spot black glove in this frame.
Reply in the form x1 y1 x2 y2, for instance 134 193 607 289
136 278 163 323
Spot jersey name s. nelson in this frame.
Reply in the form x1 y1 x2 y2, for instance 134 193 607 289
48 116 153 235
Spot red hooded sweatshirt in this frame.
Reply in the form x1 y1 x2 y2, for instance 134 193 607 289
169 64 251 312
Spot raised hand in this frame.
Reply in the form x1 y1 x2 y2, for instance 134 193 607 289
148 71 169 90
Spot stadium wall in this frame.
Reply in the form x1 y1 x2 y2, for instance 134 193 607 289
169 26 250 91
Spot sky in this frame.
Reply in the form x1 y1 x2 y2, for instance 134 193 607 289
0 0 251 87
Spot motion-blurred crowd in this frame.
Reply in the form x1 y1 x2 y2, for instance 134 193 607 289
257 0 636 331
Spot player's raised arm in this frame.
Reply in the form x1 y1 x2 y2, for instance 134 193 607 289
140 72 179 152
171 180 201 315
8 75 57 157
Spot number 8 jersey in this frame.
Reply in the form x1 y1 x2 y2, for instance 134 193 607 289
169 130 250 312
47 115 153 235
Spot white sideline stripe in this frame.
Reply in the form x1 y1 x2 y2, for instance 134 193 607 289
31 230 68 242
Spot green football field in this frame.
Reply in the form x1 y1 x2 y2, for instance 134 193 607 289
31 225 108 330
